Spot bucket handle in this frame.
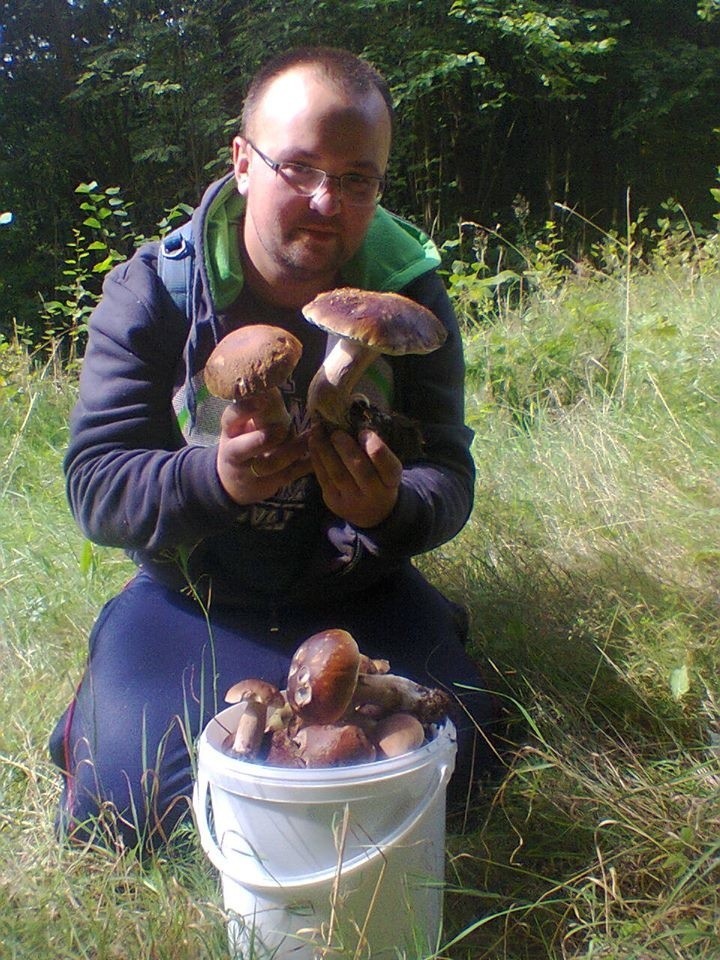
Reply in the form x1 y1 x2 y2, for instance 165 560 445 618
193 761 453 894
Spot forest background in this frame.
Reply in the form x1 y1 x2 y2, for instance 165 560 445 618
2 0 720 338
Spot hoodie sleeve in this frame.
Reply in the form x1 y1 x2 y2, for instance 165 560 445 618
328 270 475 565
64 246 242 553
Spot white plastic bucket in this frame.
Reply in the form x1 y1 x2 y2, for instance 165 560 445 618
193 703 457 959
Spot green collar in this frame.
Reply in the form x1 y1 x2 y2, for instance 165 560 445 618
203 178 441 312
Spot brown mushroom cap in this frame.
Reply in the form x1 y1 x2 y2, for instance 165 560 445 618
374 712 426 758
286 629 361 724
204 324 302 401
302 289 447 356
293 723 376 767
224 678 284 707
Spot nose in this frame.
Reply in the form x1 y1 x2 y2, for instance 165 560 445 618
309 176 343 215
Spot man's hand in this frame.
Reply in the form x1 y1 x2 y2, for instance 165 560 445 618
217 398 311 505
308 424 402 528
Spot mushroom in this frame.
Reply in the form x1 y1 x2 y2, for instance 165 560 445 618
351 672 454 726
302 288 447 432
223 679 287 758
218 633 454 768
292 723 376 767
286 628 361 725
374 712 426 758
358 653 391 676
265 727 305 767
204 324 302 433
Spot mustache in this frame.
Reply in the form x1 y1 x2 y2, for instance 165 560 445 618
297 217 341 231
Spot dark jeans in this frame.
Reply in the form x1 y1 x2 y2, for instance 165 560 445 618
50 566 499 851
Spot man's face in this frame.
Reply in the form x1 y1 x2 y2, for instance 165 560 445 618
233 66 392 304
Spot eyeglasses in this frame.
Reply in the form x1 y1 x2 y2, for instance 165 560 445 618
247 141 385 207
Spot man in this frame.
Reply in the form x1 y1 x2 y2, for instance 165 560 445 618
50 46 499 852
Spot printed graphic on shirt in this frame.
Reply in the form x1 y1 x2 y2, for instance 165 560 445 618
234 472 314 531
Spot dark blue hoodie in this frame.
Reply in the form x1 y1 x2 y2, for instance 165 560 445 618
64 174 475 606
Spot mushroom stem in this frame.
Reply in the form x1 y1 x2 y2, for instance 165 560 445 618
306 339 378 428
223 679 288 758
230 700 268 757
233 386 292 434
358 653 391 675
352 673 454 725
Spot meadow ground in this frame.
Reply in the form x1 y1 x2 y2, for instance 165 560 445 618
0 254 718 958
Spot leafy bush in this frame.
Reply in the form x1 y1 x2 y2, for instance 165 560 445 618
39 183 192 364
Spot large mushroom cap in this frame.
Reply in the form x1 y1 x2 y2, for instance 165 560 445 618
302 288 447 356
204 324 302 401
286 628 361 725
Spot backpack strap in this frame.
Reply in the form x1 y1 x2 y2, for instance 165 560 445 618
157 220 195 319
157 219 203 432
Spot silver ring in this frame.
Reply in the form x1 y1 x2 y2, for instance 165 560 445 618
249 459 261 479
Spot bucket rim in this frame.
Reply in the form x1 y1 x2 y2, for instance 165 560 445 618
197 704 457 786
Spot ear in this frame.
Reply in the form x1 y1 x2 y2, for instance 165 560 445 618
232 136 251 195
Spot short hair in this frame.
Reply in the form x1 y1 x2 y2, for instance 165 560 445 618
241 46 394 138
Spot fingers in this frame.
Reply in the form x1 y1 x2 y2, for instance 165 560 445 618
217 418 311 505
220 398 258 434
357 429 403 489
220 398 288 441
310 426 401 490
217 405 403 522
248 435 312 486
308 425 401 527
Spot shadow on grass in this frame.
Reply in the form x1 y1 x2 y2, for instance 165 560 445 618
425 547 719 959
459 548 715 750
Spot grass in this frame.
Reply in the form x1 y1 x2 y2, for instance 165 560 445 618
1 249 718 958
425 259 720 958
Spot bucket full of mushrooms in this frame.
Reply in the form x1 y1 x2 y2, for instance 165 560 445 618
192 628 457 960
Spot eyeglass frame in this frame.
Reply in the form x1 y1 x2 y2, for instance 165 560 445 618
245 140 386 206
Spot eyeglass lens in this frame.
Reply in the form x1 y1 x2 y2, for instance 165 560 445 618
280 164 382 205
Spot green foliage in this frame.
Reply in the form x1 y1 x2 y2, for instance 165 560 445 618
711 166 720 224
440 222 522 326
3 0 720 334
427 256 720 958
39 182 193 361
464 284 622 428
449 0 618 96
445 260 521 327
39 182 138 360
66 4 231 203
445 196 720 434
698 0 720 19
